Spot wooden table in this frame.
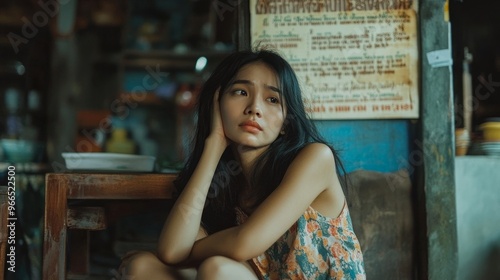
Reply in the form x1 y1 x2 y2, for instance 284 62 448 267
43 172 177 280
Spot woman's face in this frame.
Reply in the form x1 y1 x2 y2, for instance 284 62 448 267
220 62 286 150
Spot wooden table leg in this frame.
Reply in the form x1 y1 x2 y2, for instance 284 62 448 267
43 175 68 280
68 230 89 277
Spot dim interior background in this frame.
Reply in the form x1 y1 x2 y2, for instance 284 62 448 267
0 0 499 279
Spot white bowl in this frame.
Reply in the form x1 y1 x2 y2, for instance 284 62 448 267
62 152 156 172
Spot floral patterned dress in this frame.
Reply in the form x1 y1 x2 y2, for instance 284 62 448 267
235 202 366 280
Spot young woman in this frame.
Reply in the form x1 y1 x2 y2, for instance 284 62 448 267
119 50 365 279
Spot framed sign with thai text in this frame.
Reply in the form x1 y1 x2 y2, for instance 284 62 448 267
250 0 419 119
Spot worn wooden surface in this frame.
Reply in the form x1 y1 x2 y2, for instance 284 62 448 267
67 207 107 230
43 172 177 280
67 230 89 277
65 173 175 199
44 175 68 280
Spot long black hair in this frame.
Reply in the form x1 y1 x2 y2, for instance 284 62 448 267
174 50 347 234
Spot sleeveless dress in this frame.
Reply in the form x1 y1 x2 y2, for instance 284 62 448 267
235 202 366 280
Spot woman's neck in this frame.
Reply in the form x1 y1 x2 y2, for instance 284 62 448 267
231 145 267 179
231 145 269 214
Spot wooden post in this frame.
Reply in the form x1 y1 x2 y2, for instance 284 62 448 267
417 0 458 279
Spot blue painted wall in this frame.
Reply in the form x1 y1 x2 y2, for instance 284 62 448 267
315 120 412 173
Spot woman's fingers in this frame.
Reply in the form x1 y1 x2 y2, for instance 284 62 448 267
209 89 230 148
212 89 222 128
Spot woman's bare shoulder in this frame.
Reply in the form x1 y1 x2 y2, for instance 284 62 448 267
298 144 344 217
294 143 336 168
281 142 337 189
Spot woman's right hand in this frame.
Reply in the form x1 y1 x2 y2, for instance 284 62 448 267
207 89 230 149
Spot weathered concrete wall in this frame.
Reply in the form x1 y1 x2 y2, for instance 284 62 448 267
455 156 500 280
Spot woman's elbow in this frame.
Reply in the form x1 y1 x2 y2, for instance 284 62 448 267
229 232 265 262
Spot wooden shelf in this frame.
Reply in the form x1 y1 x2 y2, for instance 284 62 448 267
119 92 174 107
123 49 231 58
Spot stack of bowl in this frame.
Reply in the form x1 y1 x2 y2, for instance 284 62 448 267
0 139 43 163
479 118 500 157
455 128 470 156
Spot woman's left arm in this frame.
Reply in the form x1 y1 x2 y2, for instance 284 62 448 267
187 143 343 262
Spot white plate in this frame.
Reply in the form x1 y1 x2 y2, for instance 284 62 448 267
62 153 156 172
